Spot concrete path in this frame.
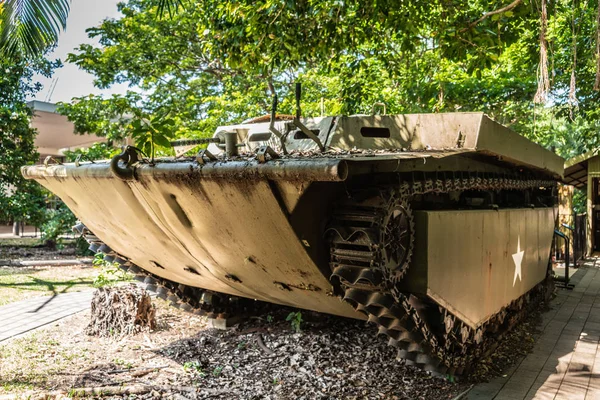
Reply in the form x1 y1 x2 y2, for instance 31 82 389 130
468 259 600 399
0 258 93 267
0 290 93 342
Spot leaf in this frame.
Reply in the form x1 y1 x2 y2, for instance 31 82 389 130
152 133 172 148
0 0 70 57
157 0 185 19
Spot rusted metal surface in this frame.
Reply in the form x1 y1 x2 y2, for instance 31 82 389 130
415 208 556 329
26 164 360 319
21 112 565 375
22 158 350 182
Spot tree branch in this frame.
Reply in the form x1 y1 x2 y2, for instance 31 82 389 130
459 0 523 33
594 0 600 90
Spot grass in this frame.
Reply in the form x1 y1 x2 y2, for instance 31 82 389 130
0 237 44 248
0 265 99 306
0 330 92 394
0 299 203 396
0 333 46 392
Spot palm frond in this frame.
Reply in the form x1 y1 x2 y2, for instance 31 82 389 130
0 0 70 58
157 0 185 19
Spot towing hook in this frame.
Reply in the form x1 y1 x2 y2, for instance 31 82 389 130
110 146 140 181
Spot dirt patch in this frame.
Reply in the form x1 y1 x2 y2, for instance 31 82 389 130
0 286 559 399
0 239 84 261
0 300 468 399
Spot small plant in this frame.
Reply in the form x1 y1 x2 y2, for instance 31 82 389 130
237 341 246 350
93 253 132 288
212 365 224 376
75 236 92 256
183 360 205 376
266 314 274 323
113 358 133 369
286 311 303 333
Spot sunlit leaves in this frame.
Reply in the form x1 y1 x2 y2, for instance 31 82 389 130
0 0 70 57
59 0 600 159
0 56 54 224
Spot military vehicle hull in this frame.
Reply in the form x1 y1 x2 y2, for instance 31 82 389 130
23 112 563 374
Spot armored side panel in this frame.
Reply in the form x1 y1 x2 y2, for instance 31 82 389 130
403 208 556 329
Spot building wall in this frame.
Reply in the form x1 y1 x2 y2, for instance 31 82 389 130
28 100 105 158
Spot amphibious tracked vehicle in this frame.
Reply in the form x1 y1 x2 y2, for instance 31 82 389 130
22 106 563 375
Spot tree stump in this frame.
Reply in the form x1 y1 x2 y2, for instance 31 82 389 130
86 284 156 337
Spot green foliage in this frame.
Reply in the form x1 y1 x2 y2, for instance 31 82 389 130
573 189 586 215
183 360 205 376
156 0 185 18
63 142 120 163
286 311 303 333
0 0 70 57
92 253 132 288
212 365 224 376
113 357 134 369
0 56 57 226
59 0 600 163
128 113 177 159
40 202 76 249
74 235 91 256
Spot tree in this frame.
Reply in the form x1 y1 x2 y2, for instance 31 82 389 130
60 0 600 160
0 55 58 227
0 0 70 57
0 0 188 58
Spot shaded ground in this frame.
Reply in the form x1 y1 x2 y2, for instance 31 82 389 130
0 240 557 399
0 265 99 306
0 292 554 399
0 238 85 261
0 300 469 399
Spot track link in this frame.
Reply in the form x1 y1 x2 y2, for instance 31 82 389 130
326 173 556 375
74 223 250 319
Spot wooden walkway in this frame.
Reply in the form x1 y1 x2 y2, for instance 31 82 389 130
468 258 600 399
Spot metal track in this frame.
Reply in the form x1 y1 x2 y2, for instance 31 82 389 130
71 172 555 376
326 173 555 375
73 223 249 319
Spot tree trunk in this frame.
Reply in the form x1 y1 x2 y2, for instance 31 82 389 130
86 285 156 337
12 221 20 236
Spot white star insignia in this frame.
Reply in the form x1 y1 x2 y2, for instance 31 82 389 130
512 235 524 286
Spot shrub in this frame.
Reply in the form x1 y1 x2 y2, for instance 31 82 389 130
40 203 77 249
